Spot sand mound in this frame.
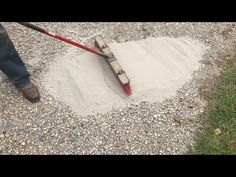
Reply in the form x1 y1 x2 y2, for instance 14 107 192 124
43 37 205 116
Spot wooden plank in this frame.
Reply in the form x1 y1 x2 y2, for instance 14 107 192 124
94 35 130 85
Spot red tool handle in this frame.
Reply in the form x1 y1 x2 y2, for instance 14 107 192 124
18 22 107 58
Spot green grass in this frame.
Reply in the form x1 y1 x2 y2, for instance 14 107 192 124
192 56 236 154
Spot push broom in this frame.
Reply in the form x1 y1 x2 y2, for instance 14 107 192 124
18 22 131 96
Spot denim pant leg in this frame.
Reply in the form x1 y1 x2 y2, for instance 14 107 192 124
0 24 30 89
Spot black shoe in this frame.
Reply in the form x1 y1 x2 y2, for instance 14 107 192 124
20 82 40 103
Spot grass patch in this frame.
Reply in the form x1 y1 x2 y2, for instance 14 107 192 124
192 56 236 154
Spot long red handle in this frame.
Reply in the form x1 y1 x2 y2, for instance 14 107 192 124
45 31 106 56
18 22 107 58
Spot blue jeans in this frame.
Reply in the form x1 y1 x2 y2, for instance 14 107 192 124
0 24 30 89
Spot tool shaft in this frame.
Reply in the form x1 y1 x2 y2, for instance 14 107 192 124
18 22 105 57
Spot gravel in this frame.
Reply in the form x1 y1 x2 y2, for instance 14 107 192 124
0 22 236 154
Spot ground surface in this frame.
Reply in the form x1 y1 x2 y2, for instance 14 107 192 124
0 22 235 154
192 56 236 154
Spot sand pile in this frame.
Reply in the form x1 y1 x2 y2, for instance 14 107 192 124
43 37 205 116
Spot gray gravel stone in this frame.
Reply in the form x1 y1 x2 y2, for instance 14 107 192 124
0 22 235 154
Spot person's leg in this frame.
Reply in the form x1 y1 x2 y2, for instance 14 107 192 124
0 24 40 103
0 24 30 89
